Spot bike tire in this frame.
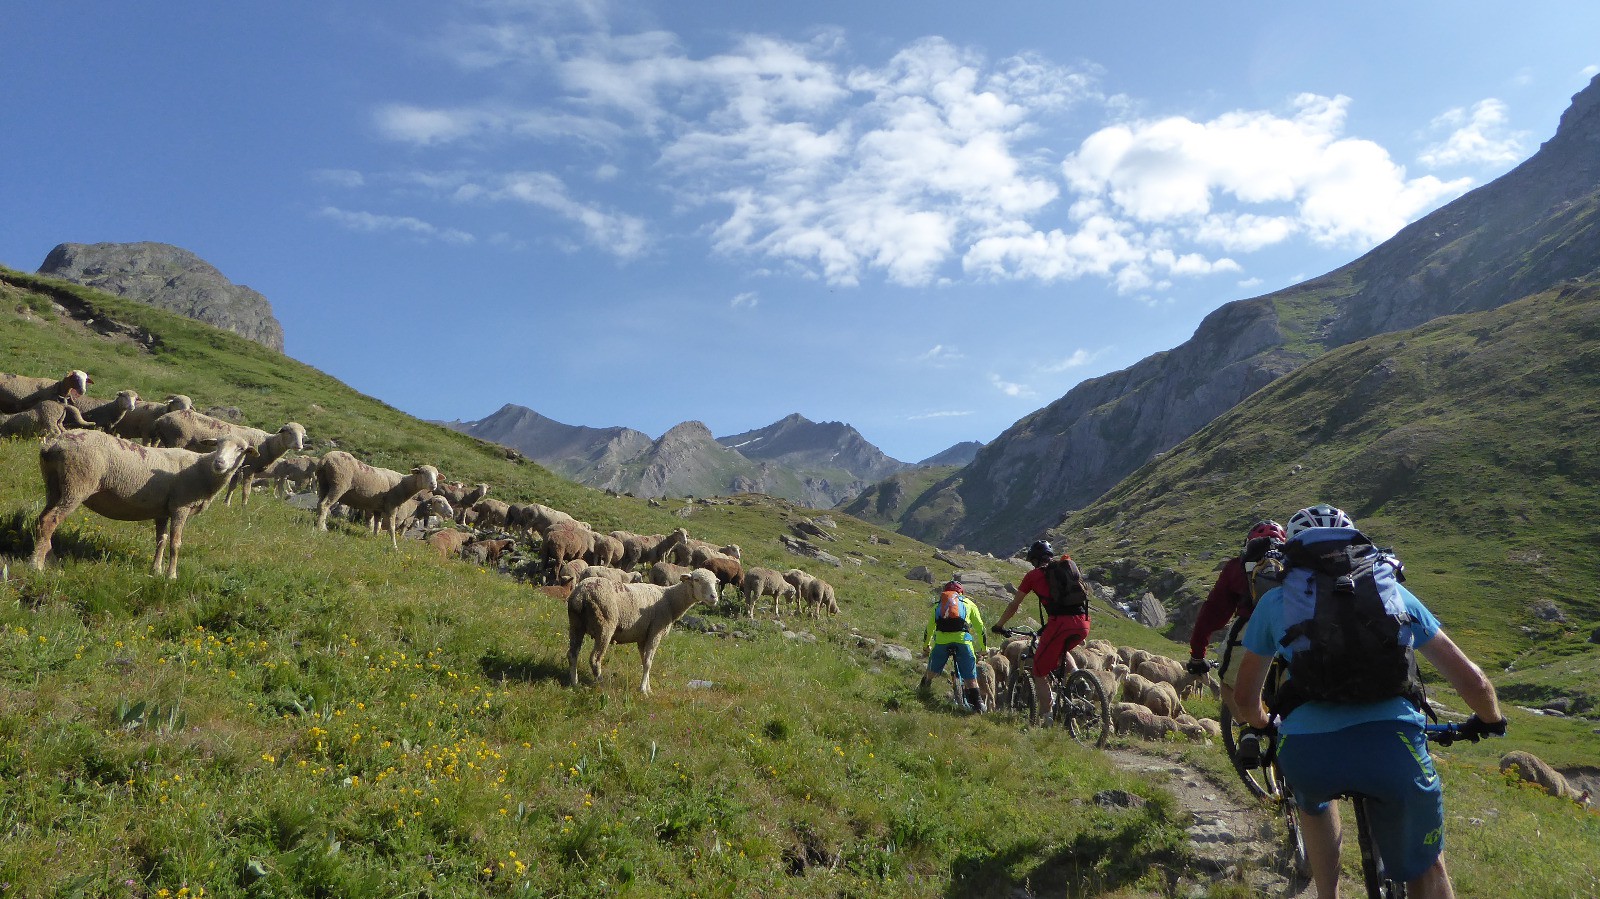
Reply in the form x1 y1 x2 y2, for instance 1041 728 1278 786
1273 762 1311 886
1007 669 1036 724
1061 670 1111 748
1351 795 1405 898
1219 702 1277 800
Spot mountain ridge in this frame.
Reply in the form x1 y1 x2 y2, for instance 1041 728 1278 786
930 72 1600 553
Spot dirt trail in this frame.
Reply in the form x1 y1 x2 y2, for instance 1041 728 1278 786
1105 747 1313 898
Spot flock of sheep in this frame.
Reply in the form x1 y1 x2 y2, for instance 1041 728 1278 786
2 367 840 695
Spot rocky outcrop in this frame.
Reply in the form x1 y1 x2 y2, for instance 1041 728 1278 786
917 441 984 467
448 404 653 480
38 242 284 350
945 73 1600 553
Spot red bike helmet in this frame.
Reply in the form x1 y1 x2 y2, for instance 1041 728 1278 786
1246 520 1286 542
942 580 964 593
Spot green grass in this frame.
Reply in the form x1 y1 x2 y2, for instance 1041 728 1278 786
2 267 1596 897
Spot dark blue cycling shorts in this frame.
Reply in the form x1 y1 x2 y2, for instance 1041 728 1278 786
1277 720 1445 882
927 643 978 681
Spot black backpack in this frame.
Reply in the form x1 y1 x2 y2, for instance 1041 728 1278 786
1271 530 1426 716
1041 557 1092 618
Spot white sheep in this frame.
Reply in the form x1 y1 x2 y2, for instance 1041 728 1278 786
221 422 309 506
261 454 319 497
0 369 92 414
740 566 790 618
30 430 255 578
75 389 141 431
566 568 721 694
0 400 92 439
574 565 643 585
313 451 441 548
110 394 192 443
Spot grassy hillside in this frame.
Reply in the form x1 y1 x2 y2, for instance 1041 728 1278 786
1 267 1595 898
1051 279 1600 760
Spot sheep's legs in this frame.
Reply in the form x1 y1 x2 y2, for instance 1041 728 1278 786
30 498 81 570
566 632 586 687
638 632 669 694
589 626 617 685
152 515 171 577
165 510 191 579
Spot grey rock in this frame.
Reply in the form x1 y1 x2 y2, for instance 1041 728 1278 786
39 241 284 350
874 644 916 664
906 566 934 583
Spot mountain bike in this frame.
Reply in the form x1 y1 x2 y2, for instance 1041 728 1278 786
1217 655 1287 799
996 626 1110 747
1252 719 1491 897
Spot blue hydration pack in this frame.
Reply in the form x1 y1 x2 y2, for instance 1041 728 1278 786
1272 527 1427 715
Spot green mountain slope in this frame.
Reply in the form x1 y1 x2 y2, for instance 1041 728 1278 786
2 268 1595 897
1049 278 1600 740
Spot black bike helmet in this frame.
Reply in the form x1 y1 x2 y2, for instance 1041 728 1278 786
1025 540 1054 565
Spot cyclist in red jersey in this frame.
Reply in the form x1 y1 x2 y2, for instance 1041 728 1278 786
1188 520 1285 717
991 540 1090 723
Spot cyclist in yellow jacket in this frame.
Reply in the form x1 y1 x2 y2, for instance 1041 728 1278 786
919 580 989 711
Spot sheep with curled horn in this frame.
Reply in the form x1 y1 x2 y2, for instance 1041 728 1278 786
31 430 255 578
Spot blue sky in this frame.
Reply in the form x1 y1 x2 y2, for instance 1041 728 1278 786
4 1 1597 462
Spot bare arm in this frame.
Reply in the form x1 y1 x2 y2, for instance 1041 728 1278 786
1234 649 1272 729
1417 629 1503 722
991 592 1026 630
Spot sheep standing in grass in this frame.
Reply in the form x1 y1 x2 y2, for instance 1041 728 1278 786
540 522 596 583
313 451 441 548
0 400 93 438
110 394 192 443
648 561 693 586
31 431 255 578
222 422 308 506
262 454 319 497
740 566 790 618
75 390 140 431
428 528 472 559
0 369 91 413
566 568 721 694
640 529 690 567
587 532 625 568
696 553 743 604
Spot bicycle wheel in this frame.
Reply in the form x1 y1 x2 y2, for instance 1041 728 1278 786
1007 669 1036 724
1351 795 1405 898
1220 703 1276 799
1272 762 1311 886
1060 670 1111 748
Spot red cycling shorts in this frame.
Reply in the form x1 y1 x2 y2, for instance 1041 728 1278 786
1032 614 1090 678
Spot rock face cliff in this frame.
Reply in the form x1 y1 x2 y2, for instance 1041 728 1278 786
934 73 1600 553
38 242 285 351
451 405 654 481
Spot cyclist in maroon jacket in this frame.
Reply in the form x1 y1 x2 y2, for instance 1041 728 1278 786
1187 520 1285 717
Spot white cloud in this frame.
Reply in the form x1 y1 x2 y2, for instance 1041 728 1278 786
917 344 964 365
907 409 974 420
988 373 1032 397
1059 93 1472 253
316 206 475 244
480 171 650 258
1037 349 1099 374
731 291 758 308
1418 99 1528 168
312 168 365 188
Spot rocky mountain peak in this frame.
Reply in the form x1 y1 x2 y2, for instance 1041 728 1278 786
38 241 285 351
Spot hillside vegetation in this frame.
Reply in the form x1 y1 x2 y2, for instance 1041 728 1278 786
1051 279 1600 759
1 268 1595 898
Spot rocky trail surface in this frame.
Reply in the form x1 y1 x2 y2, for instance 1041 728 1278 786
1099 747 1312 898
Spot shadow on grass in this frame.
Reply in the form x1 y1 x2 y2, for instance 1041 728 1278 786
479 650 569 685
1 508 148 571
942 816 1183 899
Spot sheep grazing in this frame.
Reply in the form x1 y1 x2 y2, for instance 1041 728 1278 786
110 394 192 443
587 532 625 568
31 431 255 579
428 528 472 559
695 553 743 603
608 530 651 571
574 565 642 585
468 498 510 530
261 454 319 497
640 529 690 567
0 400 93 439
222 422 309 506
648 561 693 587
540 522 596 583
0 369 92 414
463 537 515 565
313 451 441 549
566 568 721 694
739 566 790 618
75 389 140 431
1499 751 1593 806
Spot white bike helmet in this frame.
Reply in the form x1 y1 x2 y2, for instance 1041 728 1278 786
1286 503 1354 537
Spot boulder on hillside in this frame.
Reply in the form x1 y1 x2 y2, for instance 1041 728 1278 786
39 242 285 350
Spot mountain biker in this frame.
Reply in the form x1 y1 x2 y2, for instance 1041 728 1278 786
1188 520 1286 717
1235 503 1506 899
990 540 1088 723
920 580 989 711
